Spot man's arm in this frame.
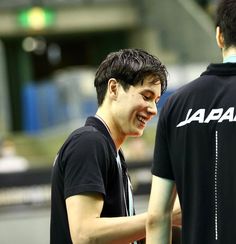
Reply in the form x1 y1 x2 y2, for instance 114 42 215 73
172 195 181 227
66 193 146 244
146 175 176 244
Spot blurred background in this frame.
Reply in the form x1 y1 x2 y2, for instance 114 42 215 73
0 0 220 243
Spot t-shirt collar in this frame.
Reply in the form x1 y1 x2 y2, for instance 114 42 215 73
85 116 117 155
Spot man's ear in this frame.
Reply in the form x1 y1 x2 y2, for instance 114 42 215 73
107 78 119 99
216 26 225 49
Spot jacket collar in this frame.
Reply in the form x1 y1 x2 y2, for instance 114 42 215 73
201 63 236 76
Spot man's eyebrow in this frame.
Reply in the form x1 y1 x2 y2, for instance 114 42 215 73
142 89 160 98
142 88 154 94
142 88 155 94
151 78 161 85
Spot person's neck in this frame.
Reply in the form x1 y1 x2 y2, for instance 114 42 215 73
95 108 125 150
223 46 236 62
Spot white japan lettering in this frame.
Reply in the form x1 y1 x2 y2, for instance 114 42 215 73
176 107 236 127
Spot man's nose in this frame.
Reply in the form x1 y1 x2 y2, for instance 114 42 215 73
147 102 157 116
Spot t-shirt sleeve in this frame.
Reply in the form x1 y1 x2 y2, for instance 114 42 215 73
152 104 174 180
63 132 108 199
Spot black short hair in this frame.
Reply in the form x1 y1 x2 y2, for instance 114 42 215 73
216 0 236 48
94 48 168 106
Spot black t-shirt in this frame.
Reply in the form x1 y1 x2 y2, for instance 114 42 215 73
50 117 129 244
152 63 236 244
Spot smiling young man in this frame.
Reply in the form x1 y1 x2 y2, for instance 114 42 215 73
50 48 167 244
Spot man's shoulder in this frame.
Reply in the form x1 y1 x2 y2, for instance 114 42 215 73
166 72 210 105
176 74 207 95
71 125 98 136
68 125 107 144
159 74 209 121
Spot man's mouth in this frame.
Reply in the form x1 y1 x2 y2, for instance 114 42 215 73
137 115 147 126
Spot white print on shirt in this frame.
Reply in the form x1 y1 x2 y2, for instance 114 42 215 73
214 130 219 240
176 107 236 127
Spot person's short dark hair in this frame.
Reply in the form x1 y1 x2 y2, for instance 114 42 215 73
94 48 168 106
215 0 236 48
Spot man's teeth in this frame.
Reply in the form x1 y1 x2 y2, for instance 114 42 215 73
138 116 146 123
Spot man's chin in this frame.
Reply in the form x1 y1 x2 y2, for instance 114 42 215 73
129 129 144 137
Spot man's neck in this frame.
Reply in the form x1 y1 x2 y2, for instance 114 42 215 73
95 108 125 150
223 46 236 62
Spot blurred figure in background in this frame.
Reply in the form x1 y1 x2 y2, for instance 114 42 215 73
0 137 29 173
146 0 236 243
50 48 168 244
